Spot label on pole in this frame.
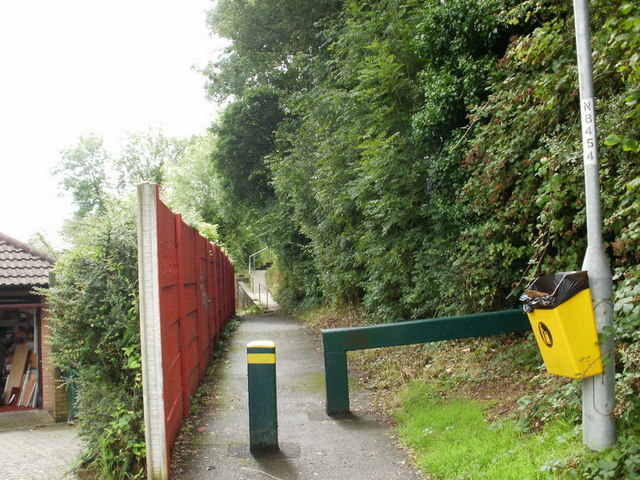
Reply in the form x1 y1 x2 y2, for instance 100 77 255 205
581 98 597 166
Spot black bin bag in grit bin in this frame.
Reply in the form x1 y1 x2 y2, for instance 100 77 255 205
519 271 590 313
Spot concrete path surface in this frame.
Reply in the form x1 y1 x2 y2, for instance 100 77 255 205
171 313 424 480
0 423 80 479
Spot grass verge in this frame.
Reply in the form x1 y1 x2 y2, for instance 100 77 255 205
394 382 585 480
297 305 592 479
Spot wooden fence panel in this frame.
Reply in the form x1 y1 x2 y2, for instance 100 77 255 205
137 183 235 480
156 197 185 454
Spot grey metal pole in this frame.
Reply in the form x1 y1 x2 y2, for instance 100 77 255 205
573 0 616 450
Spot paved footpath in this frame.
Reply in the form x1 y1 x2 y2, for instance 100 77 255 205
171 313 425 480
0 423 80 479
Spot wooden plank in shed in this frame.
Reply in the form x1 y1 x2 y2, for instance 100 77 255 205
3 344 30 404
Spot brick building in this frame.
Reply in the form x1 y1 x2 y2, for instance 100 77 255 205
0 232 68 421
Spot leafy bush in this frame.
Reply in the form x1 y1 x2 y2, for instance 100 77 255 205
46 201 145 479
205 1 640 478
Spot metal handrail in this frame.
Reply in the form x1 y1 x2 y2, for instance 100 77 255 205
247 272 270 310
248 247 270 277
248 247 275 309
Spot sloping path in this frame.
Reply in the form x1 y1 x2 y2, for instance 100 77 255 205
171 313 424 480
249 270 280 310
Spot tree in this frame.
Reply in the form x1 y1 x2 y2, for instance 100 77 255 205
27 232 58 259
114 127 191 195
204 0 341 98
55 133 110 219
163 134 220 223
198 1 639 475
266 0 514 316
211 87 283 208
201 0 343 301
56 129 192 220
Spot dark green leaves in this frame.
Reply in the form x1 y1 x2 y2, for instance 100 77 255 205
46 203 144 478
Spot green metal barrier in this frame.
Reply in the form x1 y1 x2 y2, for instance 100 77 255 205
321 310 530 415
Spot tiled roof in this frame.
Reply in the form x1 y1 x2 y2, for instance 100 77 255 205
0 233 56 287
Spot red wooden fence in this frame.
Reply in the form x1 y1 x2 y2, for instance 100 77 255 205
137 183 235 479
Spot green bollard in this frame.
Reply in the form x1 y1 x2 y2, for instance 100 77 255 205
247 340 279 453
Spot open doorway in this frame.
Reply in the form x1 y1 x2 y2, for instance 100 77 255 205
0 305 42 411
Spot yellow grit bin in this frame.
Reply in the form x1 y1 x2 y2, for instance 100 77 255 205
520 271 603 379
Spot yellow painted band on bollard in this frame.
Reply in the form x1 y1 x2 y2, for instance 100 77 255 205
247 353 276 364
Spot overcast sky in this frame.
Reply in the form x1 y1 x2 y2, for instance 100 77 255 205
0 0 225 248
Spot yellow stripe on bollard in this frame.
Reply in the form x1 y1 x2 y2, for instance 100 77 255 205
247 353 276 364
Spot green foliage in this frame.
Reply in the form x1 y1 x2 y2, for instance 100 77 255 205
203 0 640 477
203 0 343 296
114 127 191 195
456 1 583 312
265 0 515 316
50 125 207 479
204 0 341 98
55 128 195 222
211 87 282 208
46 202 145 478
204 0 639 318
456 2 640 477
581 434 640 480
394 381 585 480
55 133 110 218
601 1 640 154
162 134 226 247
164 134 219 221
